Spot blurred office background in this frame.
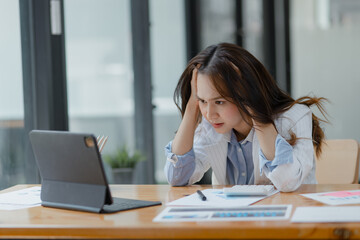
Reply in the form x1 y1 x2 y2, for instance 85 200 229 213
0 0 359 189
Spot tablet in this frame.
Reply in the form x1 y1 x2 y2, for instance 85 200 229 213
29 130 161 213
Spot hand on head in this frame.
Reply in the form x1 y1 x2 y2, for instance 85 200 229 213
189 64 201 105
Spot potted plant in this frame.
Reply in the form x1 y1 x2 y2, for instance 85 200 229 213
103 145 145 184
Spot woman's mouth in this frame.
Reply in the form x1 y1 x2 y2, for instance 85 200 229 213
212 123 224 128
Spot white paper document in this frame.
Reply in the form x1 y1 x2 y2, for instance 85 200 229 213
154 205 292 222
167 188 279 207
301 190 360 205
291 206 360 222
0 186 41 210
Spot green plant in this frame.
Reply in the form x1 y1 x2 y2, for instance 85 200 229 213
103 145 145 169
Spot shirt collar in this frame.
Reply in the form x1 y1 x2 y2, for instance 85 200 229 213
228 128 254 145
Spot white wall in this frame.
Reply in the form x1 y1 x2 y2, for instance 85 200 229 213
291 0 360 143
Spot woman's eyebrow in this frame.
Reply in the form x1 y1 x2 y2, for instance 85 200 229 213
196 95 224 101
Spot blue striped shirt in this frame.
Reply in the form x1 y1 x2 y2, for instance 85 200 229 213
164 129 294 186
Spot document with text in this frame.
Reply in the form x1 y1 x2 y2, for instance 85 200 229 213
167 188 278 207
301 189 360 205
154 205 292 222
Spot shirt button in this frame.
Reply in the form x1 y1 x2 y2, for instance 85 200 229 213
237 148 242 152
241 172 246 176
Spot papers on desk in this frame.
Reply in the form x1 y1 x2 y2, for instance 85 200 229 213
291 206 360 222
0 186 41 210
154 205 292 222
167 188 279 207
156 188 283 222
301 189 360 205
292 190 360 222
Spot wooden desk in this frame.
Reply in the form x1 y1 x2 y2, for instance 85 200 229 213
0 184 360 239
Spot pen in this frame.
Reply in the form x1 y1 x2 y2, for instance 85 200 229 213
196 190 207 201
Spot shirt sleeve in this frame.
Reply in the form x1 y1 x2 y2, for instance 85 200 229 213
262 105 315 192
164 141 196 186
259 134 294 174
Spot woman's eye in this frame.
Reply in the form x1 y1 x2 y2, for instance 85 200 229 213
215 101 224 105
199 99 206 104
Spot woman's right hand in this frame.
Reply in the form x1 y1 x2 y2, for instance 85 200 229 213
188 64 201 111
190 66 198 101
171 65 201 155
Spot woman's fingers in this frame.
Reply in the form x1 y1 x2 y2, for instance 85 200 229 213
190 64 201 98
191 68 198 88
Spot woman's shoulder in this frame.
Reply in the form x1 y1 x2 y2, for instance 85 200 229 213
275 104 312 130
281 103 311 119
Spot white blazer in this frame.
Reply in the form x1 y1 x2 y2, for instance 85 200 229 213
186 104 317 192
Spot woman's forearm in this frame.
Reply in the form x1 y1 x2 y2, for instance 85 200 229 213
171 101 199 155
254 122 278 160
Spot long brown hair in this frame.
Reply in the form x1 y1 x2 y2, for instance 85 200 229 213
174 43 328 157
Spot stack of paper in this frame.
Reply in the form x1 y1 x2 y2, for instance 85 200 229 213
291 206 360 222
154 188 285 222
0 187 41 210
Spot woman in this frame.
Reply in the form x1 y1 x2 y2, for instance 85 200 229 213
164 43 327 192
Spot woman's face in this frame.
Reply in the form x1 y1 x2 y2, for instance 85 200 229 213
196 73 251 136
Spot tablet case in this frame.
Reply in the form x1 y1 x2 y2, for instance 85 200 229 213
29 130 161 213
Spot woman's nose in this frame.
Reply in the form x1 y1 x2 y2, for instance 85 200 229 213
206 104 217 119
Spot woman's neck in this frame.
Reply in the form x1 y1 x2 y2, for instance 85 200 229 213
234 123 252 141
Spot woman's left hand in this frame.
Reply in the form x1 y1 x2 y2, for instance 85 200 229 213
247 108 278 161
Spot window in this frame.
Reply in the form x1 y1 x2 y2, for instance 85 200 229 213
0 0 25 189
242 0 264 60
199 0 237 49
149 0 186 183
64 0 134 181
